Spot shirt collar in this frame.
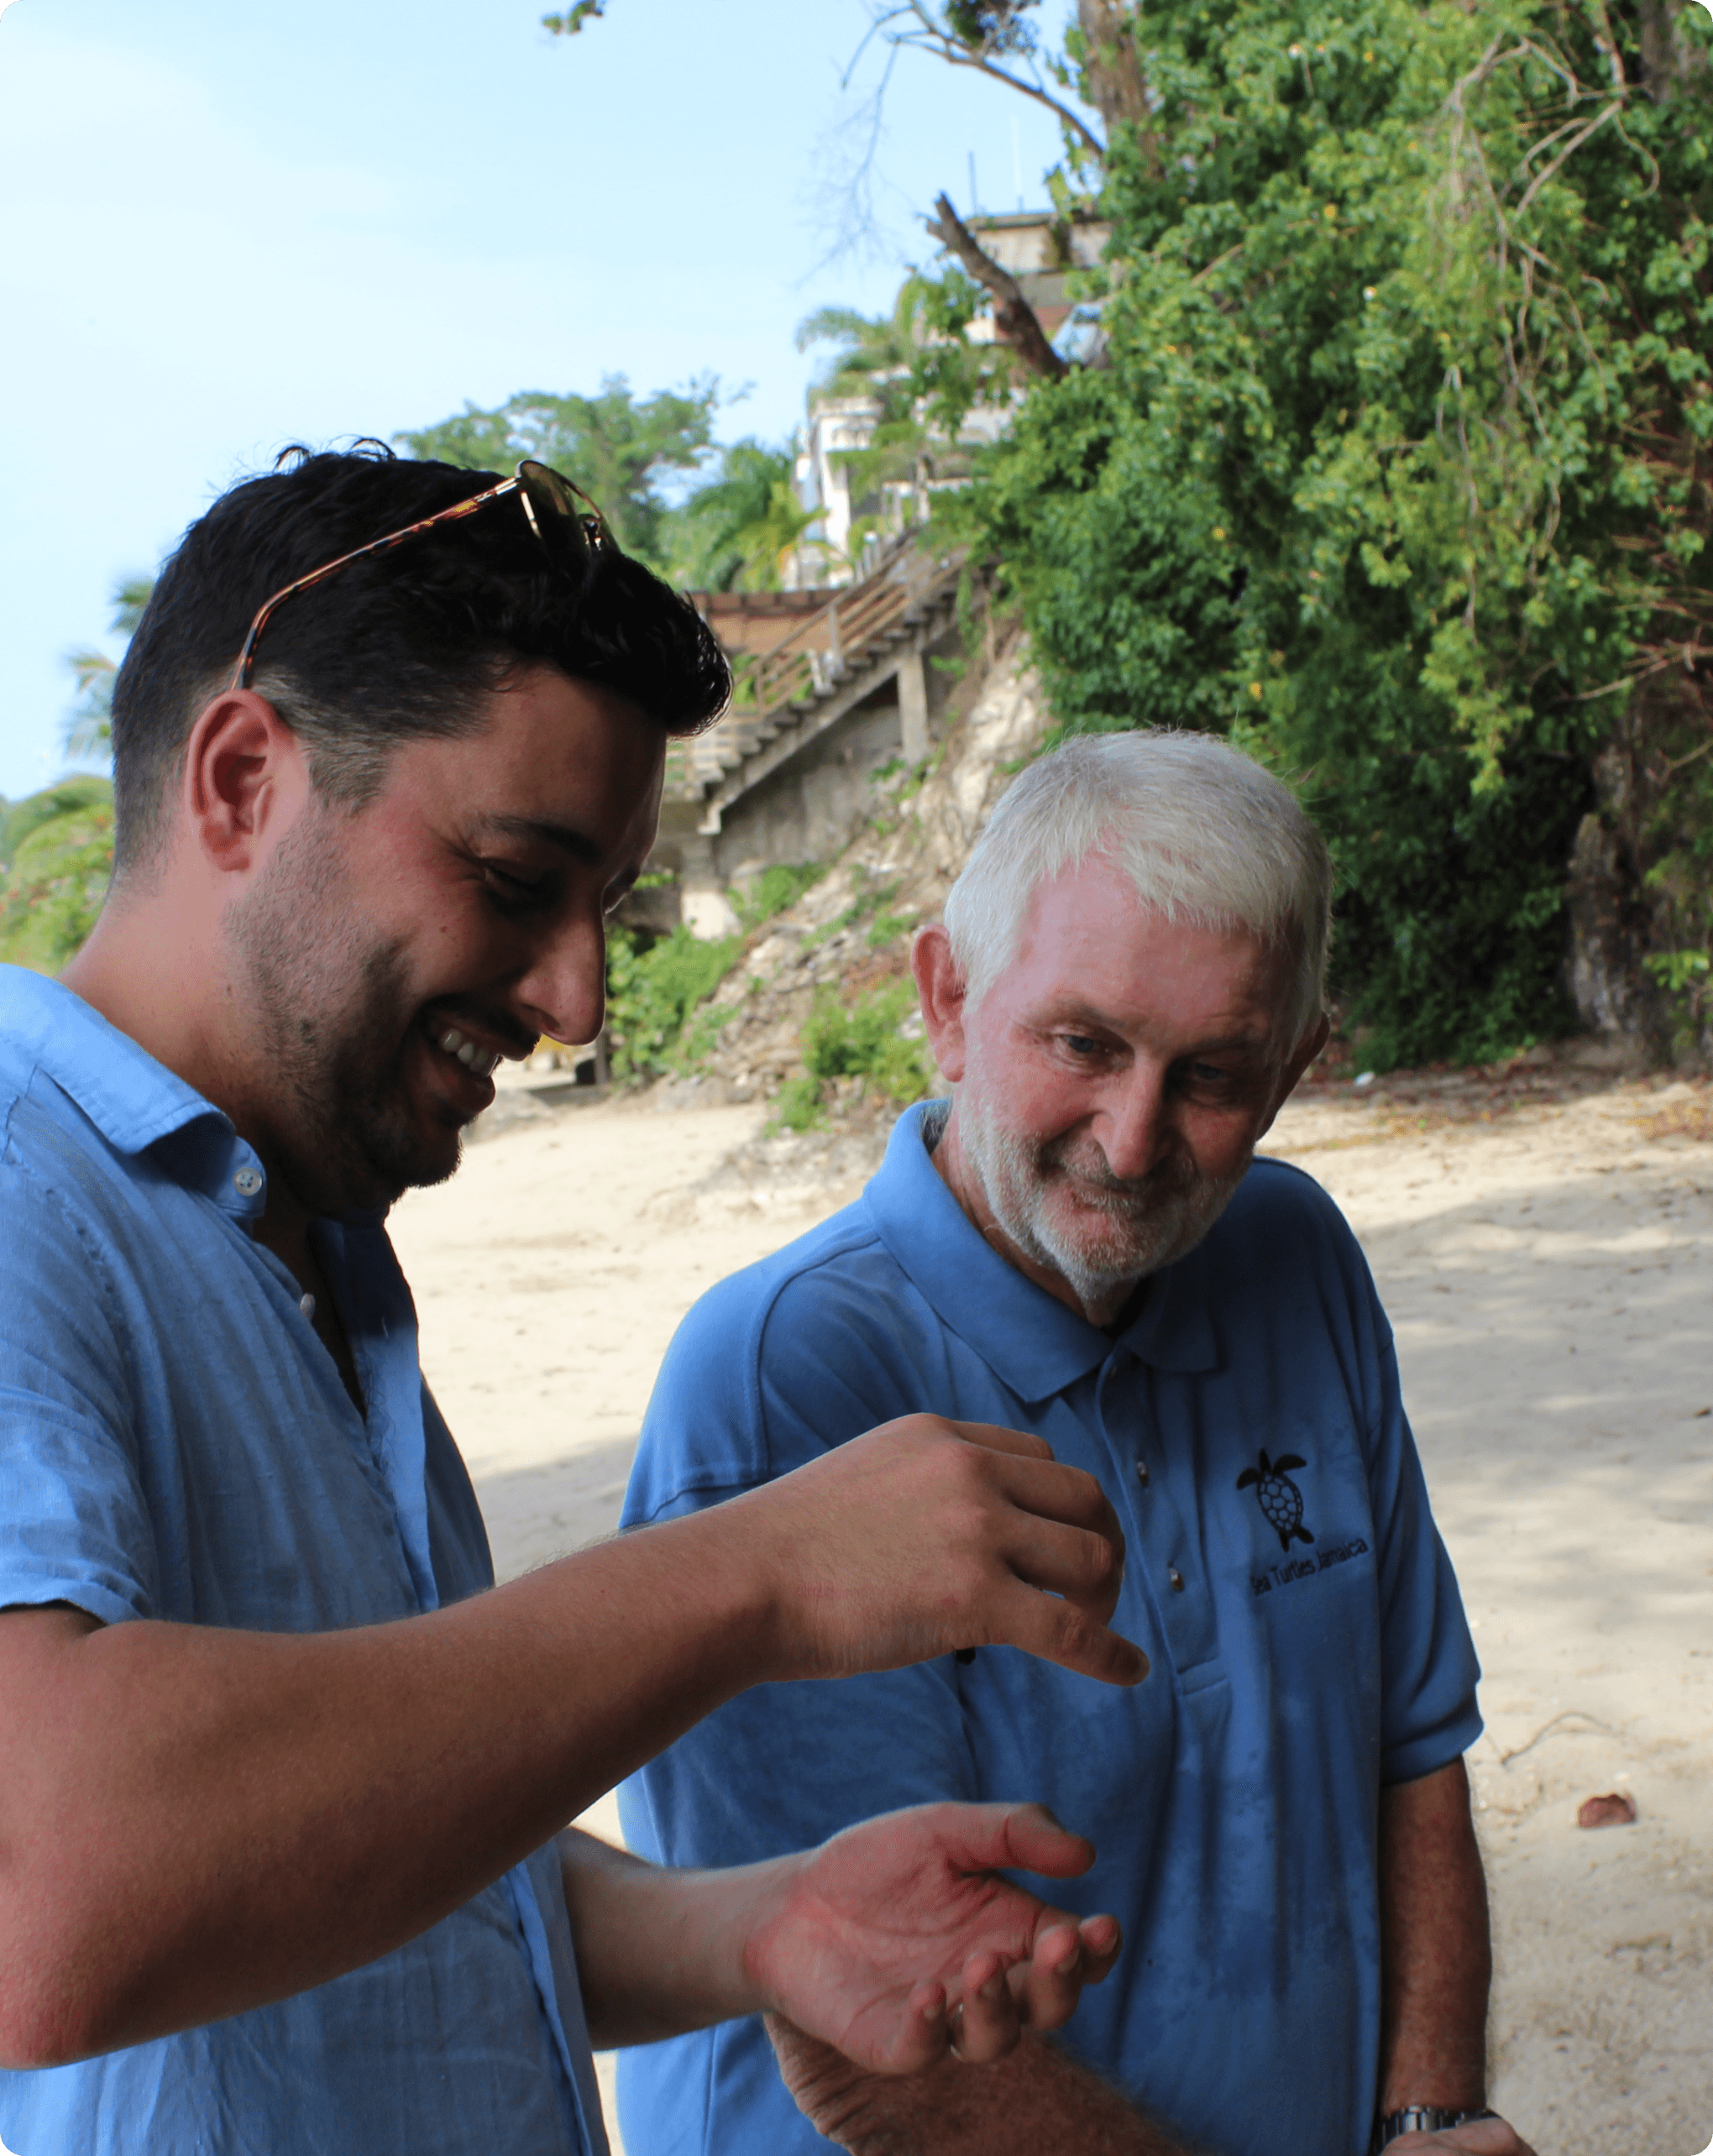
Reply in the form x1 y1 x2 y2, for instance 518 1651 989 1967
0 965 267 1218
862 1102 1218 1403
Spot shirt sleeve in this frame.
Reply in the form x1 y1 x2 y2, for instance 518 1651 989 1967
1365 1328 1483 1786
617 1255 982 2156
0 1150 158 1625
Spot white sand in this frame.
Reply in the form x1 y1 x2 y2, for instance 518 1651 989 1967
388 1076 1713 2156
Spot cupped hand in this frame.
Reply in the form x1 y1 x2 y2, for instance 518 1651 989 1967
742 1800 1122 2075
727 1416 1147 1688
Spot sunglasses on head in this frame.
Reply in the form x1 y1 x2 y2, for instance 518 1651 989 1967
226 459 606 693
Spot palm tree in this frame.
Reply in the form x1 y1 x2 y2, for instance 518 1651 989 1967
670 440 817 592
796 272 1007 548
64 576 154 761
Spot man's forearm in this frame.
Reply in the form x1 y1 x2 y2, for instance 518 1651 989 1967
768 2021 1192 2156
558 1829 765 2049
0 1514 766 2066
0 1420 1136 2068
1377 1756 1491 2112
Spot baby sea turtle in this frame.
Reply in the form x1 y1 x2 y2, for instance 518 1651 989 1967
1237 1449 1315 1552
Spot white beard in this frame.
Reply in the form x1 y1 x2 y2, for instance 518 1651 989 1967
955 1082 1249 1312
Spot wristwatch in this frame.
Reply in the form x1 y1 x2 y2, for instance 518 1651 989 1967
1372 2106 1498 2149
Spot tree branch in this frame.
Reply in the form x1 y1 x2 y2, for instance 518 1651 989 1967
881 5 1107 159
926 192 1070 381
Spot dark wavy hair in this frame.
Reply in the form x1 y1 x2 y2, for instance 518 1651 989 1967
109 442 730 871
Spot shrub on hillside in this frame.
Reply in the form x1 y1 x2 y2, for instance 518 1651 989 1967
605 924 741 1080
772 983 935 1130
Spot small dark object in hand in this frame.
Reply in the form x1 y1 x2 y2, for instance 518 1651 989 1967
1577 1792 1637 1829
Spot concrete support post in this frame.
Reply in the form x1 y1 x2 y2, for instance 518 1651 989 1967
898 647 930 767
678 833 738 941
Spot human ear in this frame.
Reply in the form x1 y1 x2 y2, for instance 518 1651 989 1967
181 692 310 877
911 924 970 1084
1258 1013 1332 1134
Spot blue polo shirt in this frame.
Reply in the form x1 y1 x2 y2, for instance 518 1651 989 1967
0 967 605 2156
618 1102 1480 2156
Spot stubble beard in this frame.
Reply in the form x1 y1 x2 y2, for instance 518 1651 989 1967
223 807 464 1217
955 1076 1251 1315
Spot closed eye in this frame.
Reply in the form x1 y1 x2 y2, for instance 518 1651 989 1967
479 860 553 913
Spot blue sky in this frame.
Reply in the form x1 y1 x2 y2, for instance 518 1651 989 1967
0 0 1082 801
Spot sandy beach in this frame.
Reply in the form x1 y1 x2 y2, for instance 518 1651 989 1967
388 1067 1713 2156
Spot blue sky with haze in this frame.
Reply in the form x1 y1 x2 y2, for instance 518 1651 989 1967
0 0 1079 801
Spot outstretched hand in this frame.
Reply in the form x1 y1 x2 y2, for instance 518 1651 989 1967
741 1800 1121 2075
726 1416 1147 1688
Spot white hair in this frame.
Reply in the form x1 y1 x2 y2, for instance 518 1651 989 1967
941 730 1333 1045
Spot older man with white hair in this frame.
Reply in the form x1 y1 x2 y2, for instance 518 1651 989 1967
616 733 1533 2156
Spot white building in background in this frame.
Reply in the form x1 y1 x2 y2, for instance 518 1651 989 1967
785 209 1109 590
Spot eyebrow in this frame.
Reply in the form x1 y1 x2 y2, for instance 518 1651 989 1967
469 812 605 866
1046 1004 1280 1058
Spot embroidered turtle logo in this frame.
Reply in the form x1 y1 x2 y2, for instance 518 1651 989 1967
1238 1450 1315 1552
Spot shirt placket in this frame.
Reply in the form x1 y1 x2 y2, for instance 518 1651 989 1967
1096 1348 1221 1678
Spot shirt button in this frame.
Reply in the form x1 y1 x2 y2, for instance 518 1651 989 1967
1168 1566 1185 1593
1135 1459 1150 1489
233 1167 263 1196
299 1294 317 1320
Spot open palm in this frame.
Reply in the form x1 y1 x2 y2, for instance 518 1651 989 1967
742 1801 1121 2074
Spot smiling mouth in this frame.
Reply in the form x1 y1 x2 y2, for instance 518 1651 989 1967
426 1022 502 1080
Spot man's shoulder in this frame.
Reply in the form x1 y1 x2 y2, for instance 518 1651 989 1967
1202 1151 1357 1253
666 1191 900 1364
632 1191 937 1512
1187 1154 1374 1314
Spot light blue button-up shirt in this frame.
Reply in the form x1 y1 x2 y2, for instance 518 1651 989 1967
619 1102 1482 2156
0 966 606 2156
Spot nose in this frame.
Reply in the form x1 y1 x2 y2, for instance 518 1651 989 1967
515 913 608 1050
1096 1060 1171 1182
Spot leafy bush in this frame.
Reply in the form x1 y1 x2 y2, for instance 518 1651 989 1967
605 924 741 1080
769 1074 828 1133
734 861 825 929
932 0 1713 1068
771 983 935 1130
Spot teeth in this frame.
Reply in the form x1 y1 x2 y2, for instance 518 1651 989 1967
434 1026 497 1079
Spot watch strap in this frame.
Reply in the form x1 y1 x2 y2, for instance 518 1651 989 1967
1373 2106 1498 2150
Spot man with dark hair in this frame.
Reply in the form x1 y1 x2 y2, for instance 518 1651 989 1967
0 447 1142 2156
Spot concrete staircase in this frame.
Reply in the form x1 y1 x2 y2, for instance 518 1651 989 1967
665 531 967 836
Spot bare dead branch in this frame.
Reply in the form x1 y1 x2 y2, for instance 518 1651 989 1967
878 4 1107 159
926 191 1070 380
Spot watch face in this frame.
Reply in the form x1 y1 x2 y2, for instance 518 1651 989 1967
1378 2106 1496 2147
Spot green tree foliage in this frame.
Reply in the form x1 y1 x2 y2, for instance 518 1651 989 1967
64 576 154 761
941 1 1043 57
2 575 153 972
940 0 1712 1067
666 439 818 591
798 272 1014 546
541 0 605 29
65 578 155 763
0 777 115 972
397 376 720 569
